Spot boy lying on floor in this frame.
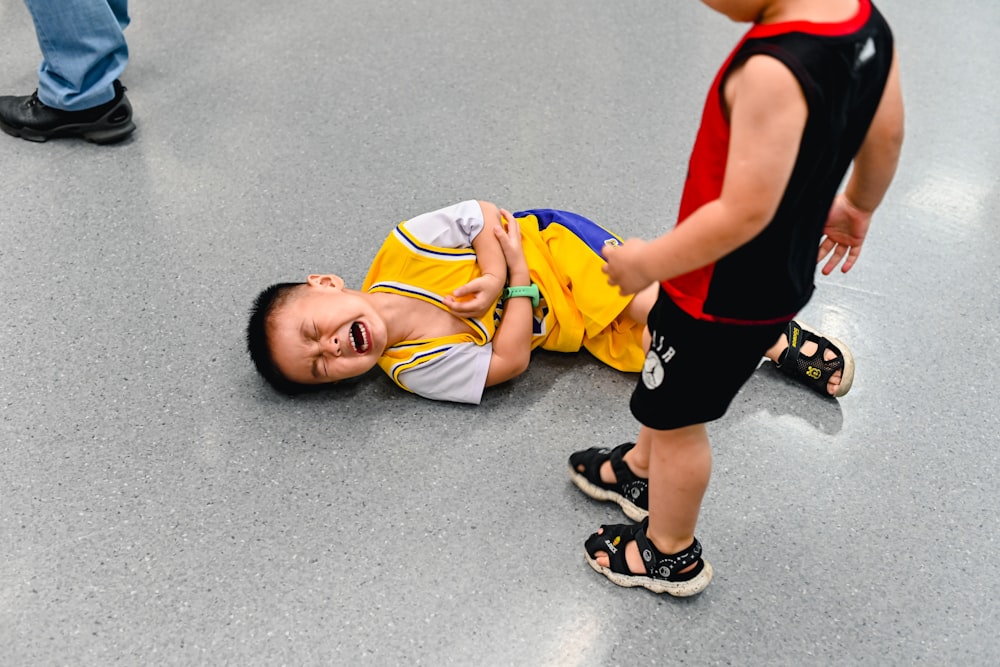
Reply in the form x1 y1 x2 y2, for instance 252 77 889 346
246 200 852 404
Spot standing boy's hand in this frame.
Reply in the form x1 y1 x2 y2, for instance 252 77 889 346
818 193 873 275
602 239 654 296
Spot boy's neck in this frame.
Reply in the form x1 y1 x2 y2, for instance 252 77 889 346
366 290 476 347
759 0 860 25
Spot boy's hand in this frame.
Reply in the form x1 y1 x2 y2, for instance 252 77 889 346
818 193 872 275
446 210 528 318
602 239 653 296
445 272 505 318
495 210 530 285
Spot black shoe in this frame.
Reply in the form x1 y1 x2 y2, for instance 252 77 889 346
0 79 135 144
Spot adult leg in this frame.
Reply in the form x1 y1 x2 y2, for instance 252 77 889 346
28 0 130 110
108 0 130 30
0 0 134 143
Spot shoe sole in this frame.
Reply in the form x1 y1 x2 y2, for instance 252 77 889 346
568 466 648 522
585 553 714 596
1 120 136 145
0 99 135 145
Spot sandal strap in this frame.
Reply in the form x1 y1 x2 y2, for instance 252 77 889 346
776 320 845 397
585 519 705 582
633 518 704 581
609 445 638 485
607 445 648 508
585 523 638 574
569 443 650 520
570 442 644 490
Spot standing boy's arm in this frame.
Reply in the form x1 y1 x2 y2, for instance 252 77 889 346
819 51 904 275
603 55 808 294
444 200 508 317
486 213 533 386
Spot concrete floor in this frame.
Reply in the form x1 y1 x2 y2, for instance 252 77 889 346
2 1 998 665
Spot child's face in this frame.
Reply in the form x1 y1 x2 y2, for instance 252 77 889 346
268 275 388 385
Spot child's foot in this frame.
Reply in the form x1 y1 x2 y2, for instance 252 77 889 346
568 443 648 521
585 519 712 596
766 321 855 398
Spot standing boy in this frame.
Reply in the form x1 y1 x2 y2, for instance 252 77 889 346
570 0 904 595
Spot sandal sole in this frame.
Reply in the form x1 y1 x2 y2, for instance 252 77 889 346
568 466 648 522
585 553 714 596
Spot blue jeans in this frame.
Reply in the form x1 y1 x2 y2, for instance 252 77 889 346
25 0 130 111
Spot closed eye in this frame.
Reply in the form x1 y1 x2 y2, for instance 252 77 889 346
315 321 331 377
307 321 323 379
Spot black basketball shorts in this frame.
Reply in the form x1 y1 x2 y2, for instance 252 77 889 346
630 291 788 430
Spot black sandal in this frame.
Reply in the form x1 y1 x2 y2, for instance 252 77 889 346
584 519 713 596
568 443 648 521
775 320 855 398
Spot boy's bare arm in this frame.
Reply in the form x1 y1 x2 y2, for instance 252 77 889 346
472 200 508 281
845 51 904 214
445 200 509 316
485 213 533 386
819 50 904 274
603 54 808 294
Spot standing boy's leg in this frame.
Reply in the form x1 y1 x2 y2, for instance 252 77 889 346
645 423 710 554
589 423 710 575
577 293 783 595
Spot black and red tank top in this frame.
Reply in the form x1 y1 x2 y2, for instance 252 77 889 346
663 0 894 323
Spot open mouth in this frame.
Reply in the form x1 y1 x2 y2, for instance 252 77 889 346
349 321 371 354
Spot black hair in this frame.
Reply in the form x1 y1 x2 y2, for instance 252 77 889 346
246 282 320 395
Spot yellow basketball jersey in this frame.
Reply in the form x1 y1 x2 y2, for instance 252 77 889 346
361 202 645 402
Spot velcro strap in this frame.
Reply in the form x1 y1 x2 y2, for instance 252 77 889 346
609 445 635 484
634 518 702 579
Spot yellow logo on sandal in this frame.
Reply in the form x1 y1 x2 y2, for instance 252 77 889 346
806 366 822 380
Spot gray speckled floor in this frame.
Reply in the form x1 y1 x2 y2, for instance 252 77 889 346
2 1 999 665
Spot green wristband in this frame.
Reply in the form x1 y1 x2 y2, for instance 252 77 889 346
502 283 540 308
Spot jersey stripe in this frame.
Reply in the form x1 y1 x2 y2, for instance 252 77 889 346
389 346 452 386
393 225 477 261
367 281 490 341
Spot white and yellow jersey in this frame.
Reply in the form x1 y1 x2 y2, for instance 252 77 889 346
362 201 646 404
